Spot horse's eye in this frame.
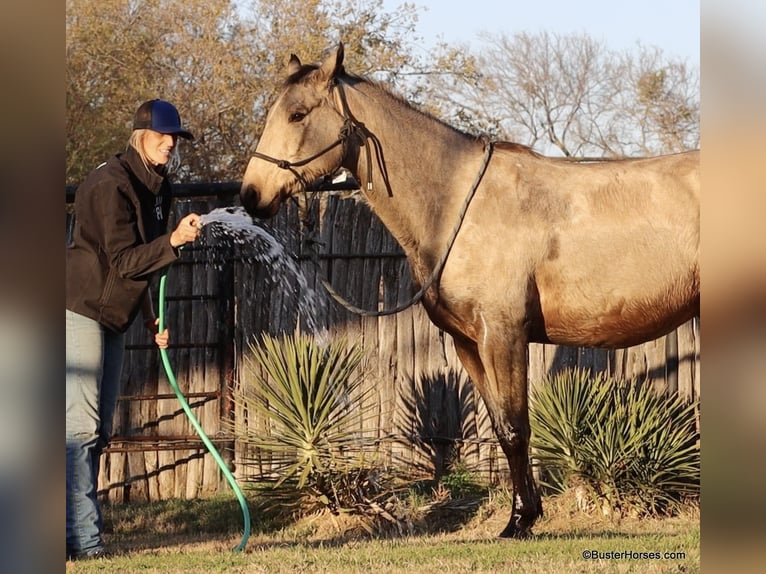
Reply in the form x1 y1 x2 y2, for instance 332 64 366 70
289 111 306 123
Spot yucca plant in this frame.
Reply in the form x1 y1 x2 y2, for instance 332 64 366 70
528 369 612 493
233 333 375 486
229 332 398 521
529 368 699 516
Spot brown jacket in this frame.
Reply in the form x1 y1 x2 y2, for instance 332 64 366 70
66 146 179 333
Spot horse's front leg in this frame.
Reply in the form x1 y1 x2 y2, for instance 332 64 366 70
454 331 543 538
492 335 542 538
496 384 543 538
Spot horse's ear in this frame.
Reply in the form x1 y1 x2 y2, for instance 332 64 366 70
318 42 345 84
287 54 302 76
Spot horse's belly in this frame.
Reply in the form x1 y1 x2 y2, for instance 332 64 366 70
540 296 698 348
535 238 699 348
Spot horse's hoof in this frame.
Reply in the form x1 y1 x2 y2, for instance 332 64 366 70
497 525 533 539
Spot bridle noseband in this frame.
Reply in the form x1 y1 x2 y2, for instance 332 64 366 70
248 81 375 193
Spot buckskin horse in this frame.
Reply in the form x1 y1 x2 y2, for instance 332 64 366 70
240 43 700 538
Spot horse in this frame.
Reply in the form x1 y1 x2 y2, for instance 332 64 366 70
240 43 700 538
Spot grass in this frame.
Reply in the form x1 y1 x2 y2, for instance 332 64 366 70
66 492 699 573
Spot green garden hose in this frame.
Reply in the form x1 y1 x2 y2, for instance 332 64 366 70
158 272 251 552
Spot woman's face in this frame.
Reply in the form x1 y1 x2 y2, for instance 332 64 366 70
143 130 178 166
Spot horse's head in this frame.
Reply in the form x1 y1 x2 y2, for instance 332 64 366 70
241 43 348 219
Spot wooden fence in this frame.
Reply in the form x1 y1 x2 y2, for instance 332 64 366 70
65 184 700 502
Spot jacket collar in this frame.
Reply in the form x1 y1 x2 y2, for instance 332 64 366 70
122 145 166 195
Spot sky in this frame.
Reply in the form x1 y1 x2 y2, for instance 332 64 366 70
382 0 699 67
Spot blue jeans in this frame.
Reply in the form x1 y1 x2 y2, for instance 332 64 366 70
65 310 124 557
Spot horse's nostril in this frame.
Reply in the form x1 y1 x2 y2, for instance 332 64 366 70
241 182 256 197
240 183 259 215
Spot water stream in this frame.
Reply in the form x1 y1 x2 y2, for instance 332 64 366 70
198 206 326 334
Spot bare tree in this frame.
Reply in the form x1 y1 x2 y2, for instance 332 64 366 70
423 31 699 158
68 3 699 186
614 45 700 155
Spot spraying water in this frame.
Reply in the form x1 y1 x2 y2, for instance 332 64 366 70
198 206 326 334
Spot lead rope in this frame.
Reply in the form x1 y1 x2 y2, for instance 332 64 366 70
316 139 494 317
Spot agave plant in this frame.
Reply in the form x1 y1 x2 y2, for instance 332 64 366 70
233 333 375 489
529 368 699 515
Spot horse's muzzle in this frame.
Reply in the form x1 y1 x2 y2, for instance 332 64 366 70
240 183 278 219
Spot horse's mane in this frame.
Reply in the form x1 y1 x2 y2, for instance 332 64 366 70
342 72 541 157
346 71 475 138
285 62 540 157
494 141 542 157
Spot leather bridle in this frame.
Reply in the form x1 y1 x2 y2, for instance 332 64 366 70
248 80 375 194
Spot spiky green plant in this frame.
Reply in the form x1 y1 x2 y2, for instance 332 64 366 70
230 333 419 529
233 333 376 490
529 368 699 515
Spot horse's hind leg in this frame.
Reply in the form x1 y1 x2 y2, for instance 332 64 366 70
453 331 543 538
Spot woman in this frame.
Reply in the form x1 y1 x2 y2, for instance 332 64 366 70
66 99 200 560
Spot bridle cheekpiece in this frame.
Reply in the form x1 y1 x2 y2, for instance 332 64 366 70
248 80 374 193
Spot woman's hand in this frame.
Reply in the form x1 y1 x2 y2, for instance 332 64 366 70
154 326 170 350
170 213 201 248
145 318 170 349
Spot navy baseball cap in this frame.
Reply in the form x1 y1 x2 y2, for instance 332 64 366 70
133 99 194 140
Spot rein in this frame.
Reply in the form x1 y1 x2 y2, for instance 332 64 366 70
248 80 494 317
321 137 494 317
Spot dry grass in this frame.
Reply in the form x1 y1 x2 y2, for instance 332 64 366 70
66 492 700 573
